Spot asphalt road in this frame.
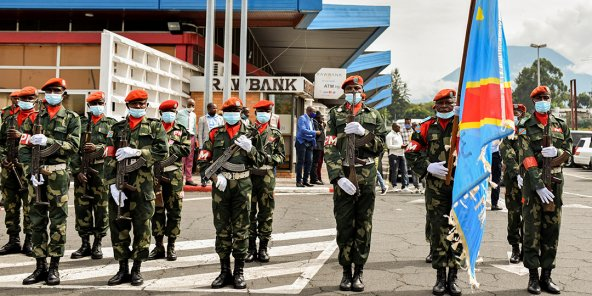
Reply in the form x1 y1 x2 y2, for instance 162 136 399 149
0 167 590 295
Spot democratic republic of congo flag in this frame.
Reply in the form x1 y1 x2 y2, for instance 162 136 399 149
450 0 514 287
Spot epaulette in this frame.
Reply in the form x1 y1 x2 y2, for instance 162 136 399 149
420 116 433 124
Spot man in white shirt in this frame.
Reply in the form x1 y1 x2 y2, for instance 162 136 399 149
386 124 411 192
197 103 224 186
177 99 198 185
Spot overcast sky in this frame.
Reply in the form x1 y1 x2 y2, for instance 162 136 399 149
324 0 592 101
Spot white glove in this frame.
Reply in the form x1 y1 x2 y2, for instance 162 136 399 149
110 184 128 207
215 174 228 192
453 106 460 116
337 177 357 196
115 147 141 161
517 175 523 189
30 174 45 187
427 161 448 179
344 122 366 136
234 135 253 152
536 187 555 204
541 146 558 158
30 134 48 146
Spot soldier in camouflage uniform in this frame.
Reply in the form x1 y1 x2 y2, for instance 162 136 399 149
499 103 527 264
197 97 263 290
0 91 21 209
324 76 386 292
70 92 117 260
104 90 168 286
0 88 38 256
518 86 572 295
19 78 81 286
405 89 462 296
246 100 285 263
148 99 190 261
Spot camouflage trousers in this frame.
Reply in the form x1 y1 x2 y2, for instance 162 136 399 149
212 176 251 260
504 176 523 246
426 177 461 269
73 175 109 238
333 165 376 267
425 193 432 244
109 189 155 261
28 169 70 258
249 170 275 241
1 178 31 236
522 175 563 270
151 174 184 239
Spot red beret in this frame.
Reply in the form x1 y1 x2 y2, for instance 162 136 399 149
125 90 148 102
530 85 550 98
221 97 243 111
86 91 105 103
159 99 179 111
253 100 274 110
41 77 67 91
514 103 527 113
10 90 20 97
434 89 456 101
341 75 364 90
19 86 38 97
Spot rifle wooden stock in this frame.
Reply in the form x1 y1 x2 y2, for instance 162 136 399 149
541 112 558 212
346 99 360 198
6 116 24 191
31 101 49 205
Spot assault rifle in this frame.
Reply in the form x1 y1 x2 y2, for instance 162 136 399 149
203 128 259 180
345 94 362 198
153 154 178 207
4 116 24 191
79 114 104 200
115 126 146 220
541 112 570 212
31 100 60 205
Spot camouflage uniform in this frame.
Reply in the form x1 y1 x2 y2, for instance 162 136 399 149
71 116 117 239
198 122 263 260
324 103 386 267
500 133 523 247
405 117 462 269
0 105 19 207
518 114 572 270
151 123 190 239
104 117 168 261
249 125 285 242
18 106 81 258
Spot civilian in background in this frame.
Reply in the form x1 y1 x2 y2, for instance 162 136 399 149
409 122 425 193
295 106 319 187
490 139 503 211
386 124 408 192
198 103 224 187
310 111 326 185
177 99 198 186
241 107 251 127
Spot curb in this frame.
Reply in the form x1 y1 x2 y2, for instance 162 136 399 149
183 185 334 194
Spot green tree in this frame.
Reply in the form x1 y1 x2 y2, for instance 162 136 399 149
513 58 568 111
383 68 410 123
403 103 433 119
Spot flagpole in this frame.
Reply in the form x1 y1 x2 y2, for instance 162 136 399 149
446 0 477 186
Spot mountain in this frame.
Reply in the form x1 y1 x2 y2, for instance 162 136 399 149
441 46 592 92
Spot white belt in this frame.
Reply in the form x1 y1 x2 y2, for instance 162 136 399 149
94 159 104 164
221 171 250 180
256 165 274 170
41 163 67 172
342 157 374 167
163 165 180 172
551 167 562 174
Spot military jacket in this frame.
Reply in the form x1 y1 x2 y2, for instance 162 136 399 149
71 115 117 175
18 106 81 174
324 103 387 183
405 117 454 178
104 116 169 200
255 124 285 168
165 122 191 167
517 114 572 190
0 111 37 188
500 134 520 181
1 105 18 123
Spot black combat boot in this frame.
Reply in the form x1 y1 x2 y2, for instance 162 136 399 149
22 258 48 285
167 237 177 261
245 237 257 263
351 265 365 292
211 258 233 288
257 239 270 263
527 268 541 294
425 249 433 263
510 244 520 264
148 236 165 260
540 269 561 294
0 234 21 255
108 260 130 286
91 236 103 259
339 265 352 291
432 268 447 296
130 260 143 286
447 268 462 296
233 259 247 289
46 257 61 285
22 234 32 256
70 235 91 259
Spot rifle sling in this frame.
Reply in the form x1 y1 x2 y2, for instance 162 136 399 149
355 132 375 147
39 143 61 158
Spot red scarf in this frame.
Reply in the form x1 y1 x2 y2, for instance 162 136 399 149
10 106 20 115
129 116 143 130
225 122 241 139
256 121 269 134
162 121 174 132
46 105 61 119
438 118 451 130
91 114 104 125
345 102 363 115
17 109 36 127
535 112 548 126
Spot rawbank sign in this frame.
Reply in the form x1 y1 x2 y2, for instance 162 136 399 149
314 68 346 99
191 76 312 95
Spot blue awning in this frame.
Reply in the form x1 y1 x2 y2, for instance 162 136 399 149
346 51 391 83
365 88 391 105
373 96 392 110
364 74 391 92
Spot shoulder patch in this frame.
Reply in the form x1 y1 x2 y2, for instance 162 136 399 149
518 128 526 135
107 131 114 138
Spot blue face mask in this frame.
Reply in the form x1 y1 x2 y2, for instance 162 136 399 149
256 112 271 124
309 112 317 118
345 93 362 105
89 105 104 116
514 116 519 125
534 101 551 113
45 93 63 106
18 101 35 110
223 112 241 125
161 111 176 123
436 111 455 119
128 108 146 118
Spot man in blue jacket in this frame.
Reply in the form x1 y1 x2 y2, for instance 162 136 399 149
295 106 319 187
